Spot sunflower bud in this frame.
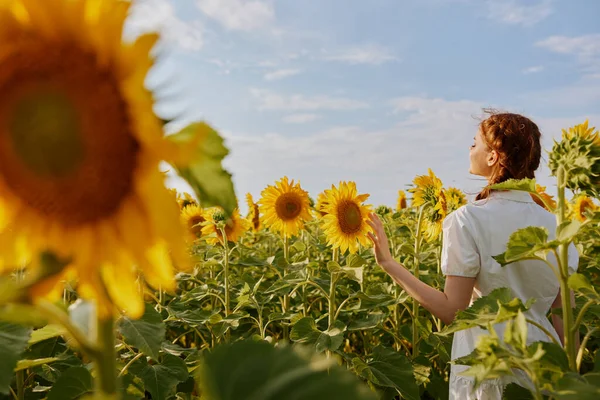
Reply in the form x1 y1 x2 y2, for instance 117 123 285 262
549 120 600 197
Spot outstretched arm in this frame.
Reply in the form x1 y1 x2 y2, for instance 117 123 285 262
367 213 475 325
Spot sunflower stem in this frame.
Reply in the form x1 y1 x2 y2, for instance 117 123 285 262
327 248 340 359
95 315 117 397
219 227 231 318
556 167 577 371
412 206 425 358
282 235 290 341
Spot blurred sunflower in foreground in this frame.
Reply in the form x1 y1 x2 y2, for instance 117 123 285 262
0 0 205 318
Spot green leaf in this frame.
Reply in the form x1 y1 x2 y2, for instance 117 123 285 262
129 354 189 400
315 320 346 353
568 273 600 302
197 340 376 400
118 304 165 360
15 357 59 371
29 325 66 346
556 220 582 243
346 254 366 269
348 313 387 331
47 367 93 400
493 226 557 266
490 178 536 193
352 346 419 400
552 372 600 400
502 383 534 399
290 317 320 344
0 322 31 394
440 288 533 335
291 241 307 253
169 122 237 215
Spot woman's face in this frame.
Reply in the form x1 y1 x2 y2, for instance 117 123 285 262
469 128 497 178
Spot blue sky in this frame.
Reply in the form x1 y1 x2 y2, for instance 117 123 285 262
126 0 600 211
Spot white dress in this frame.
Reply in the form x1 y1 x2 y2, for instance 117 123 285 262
441 190 579 400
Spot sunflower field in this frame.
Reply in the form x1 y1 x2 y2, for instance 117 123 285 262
1 1 600 400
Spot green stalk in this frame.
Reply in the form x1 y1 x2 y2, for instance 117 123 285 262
95 316 117 396
327 248 340 359
412 206 425 358
282 236 290 341
556 167 577 371
16 370 24 400
219 227 231 317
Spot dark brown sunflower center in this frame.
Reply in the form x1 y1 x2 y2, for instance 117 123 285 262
337 200 362 234
0 40 139 226
275 193 303 221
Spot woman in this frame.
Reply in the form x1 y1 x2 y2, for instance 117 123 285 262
367 111 579 399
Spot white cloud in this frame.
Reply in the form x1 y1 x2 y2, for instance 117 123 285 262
196 0 274 31
250 89 369 111
486 0 553 26
536 34 600 78
126 0 204 51
522 65 544 74
264 69 302 81
537 34 600 58
282 113 320 124
324 44 397 65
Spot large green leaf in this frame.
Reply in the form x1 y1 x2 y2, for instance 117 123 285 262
352 346 419 400
493 227 557 265
168 122 237 215
47 367 93 400
128 354 189 400
197 340 376 400
118 304 165 360
440 288 533 335
0 322 31 394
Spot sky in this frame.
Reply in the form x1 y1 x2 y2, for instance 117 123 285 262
124 0 600 212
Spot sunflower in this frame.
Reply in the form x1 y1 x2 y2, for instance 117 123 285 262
321 181 373 254
259 176 312 238
396 190 407 211
562 120 600 145
314 188 332 217
201 208 250 245
177 192 198 210
181 204 205 239
422 189 447 242
410 169 443 208
446 187 467 213
246 193 261 232
0 0 191 318
573 195 597 222
532 185 556 211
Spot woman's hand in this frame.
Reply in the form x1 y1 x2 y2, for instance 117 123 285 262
366 212 394 267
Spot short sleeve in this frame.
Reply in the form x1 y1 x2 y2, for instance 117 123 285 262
567 242 579 276
441 210 480 277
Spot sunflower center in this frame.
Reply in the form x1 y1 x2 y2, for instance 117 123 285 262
0 40 139 226
10 91 83 177
275 193 303 221
337 200 362 234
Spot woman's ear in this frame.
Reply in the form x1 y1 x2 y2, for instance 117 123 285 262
487 149 499 167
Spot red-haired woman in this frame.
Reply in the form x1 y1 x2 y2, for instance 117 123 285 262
367 111 579 399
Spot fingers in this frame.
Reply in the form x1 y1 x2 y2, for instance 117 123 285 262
367 231 377 245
